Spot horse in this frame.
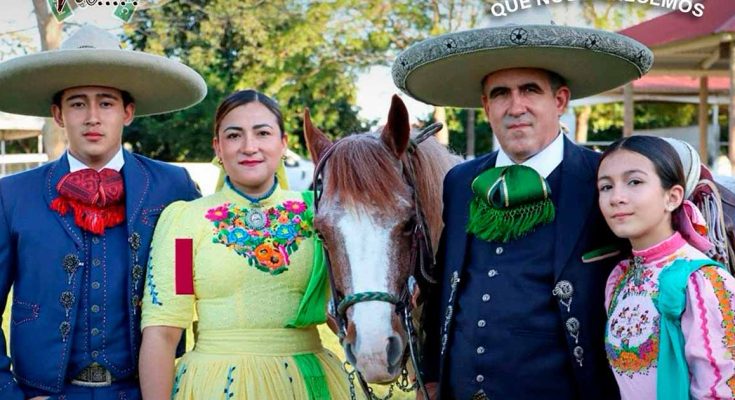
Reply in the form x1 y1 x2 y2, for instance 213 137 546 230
303 95 461 385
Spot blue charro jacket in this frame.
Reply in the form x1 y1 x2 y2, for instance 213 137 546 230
0 150 200 398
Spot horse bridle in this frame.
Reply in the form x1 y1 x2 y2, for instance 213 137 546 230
311 123 443 399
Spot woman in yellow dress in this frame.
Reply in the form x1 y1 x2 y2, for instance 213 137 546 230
139 90 351 399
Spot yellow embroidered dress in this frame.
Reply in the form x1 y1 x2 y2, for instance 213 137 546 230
141 181 351 399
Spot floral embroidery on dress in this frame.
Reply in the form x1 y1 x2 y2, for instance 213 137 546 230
606 265 660 376
700 267 735 392
205 200 312 275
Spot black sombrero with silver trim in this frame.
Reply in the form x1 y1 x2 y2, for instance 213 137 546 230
392 8 653 108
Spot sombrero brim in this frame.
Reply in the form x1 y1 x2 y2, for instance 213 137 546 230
0 49 207 117
392 25 653 108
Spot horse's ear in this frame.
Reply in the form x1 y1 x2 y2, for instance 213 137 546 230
303 108 332 164
381 95 410 157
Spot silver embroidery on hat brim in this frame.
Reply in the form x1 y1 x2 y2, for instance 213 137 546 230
392 25 654 107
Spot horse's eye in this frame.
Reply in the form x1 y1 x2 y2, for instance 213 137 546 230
402 217 416 235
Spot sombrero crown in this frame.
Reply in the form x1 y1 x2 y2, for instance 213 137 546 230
392 7 653 108
0 25 207 117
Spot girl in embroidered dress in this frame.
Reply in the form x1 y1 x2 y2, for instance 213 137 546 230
597 135 735 400
139 90 352 399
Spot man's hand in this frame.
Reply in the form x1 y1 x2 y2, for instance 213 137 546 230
416 382 438 400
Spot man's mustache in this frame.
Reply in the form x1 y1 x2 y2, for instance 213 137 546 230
503 115 533 127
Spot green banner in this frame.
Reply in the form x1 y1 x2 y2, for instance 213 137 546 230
113 2 138 23
48 0 73 22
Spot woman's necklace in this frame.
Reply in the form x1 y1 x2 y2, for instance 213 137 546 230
226 177 278 230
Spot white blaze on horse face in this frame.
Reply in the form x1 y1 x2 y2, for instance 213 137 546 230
337 210 397 374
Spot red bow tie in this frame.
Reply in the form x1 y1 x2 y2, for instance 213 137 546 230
50 168 126 235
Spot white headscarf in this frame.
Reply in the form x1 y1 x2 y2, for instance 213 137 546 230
662 138 701 199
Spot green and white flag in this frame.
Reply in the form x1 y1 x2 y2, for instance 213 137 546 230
48 0 73 22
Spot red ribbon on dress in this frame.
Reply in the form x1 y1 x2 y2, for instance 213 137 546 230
175 238 194 295
50 168 125 235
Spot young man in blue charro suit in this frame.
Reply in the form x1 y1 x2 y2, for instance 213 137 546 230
0 25 206 399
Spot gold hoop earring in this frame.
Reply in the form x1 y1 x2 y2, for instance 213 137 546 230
281 155 287 161
217 158 223 166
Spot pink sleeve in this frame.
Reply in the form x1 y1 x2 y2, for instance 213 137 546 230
604 261 628 312
682 266 735 399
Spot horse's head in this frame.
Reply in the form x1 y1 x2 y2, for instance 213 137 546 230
304 96 429 383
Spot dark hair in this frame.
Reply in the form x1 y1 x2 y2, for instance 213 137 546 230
481 69 568 95
545 70 566 93
598 135 685 190
52 89 134 108
213 90 285 138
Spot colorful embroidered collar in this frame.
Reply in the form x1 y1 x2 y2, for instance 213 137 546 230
632 232 686 266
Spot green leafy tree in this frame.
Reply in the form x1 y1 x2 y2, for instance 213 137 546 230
446 108 493 157
575 1 653 143
123 0 433 161
588 102 699 142
426 1 484 147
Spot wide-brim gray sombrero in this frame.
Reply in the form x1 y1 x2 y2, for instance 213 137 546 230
392 11 653 108
0 25 206 117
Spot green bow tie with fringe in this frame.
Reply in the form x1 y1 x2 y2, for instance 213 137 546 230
467 164 555 243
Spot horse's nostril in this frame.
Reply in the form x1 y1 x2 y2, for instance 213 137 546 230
386 335 403 366
344 342 357 365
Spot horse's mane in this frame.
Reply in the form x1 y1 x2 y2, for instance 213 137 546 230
322 131 460 249
410 135 461 247
322 133 409 214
